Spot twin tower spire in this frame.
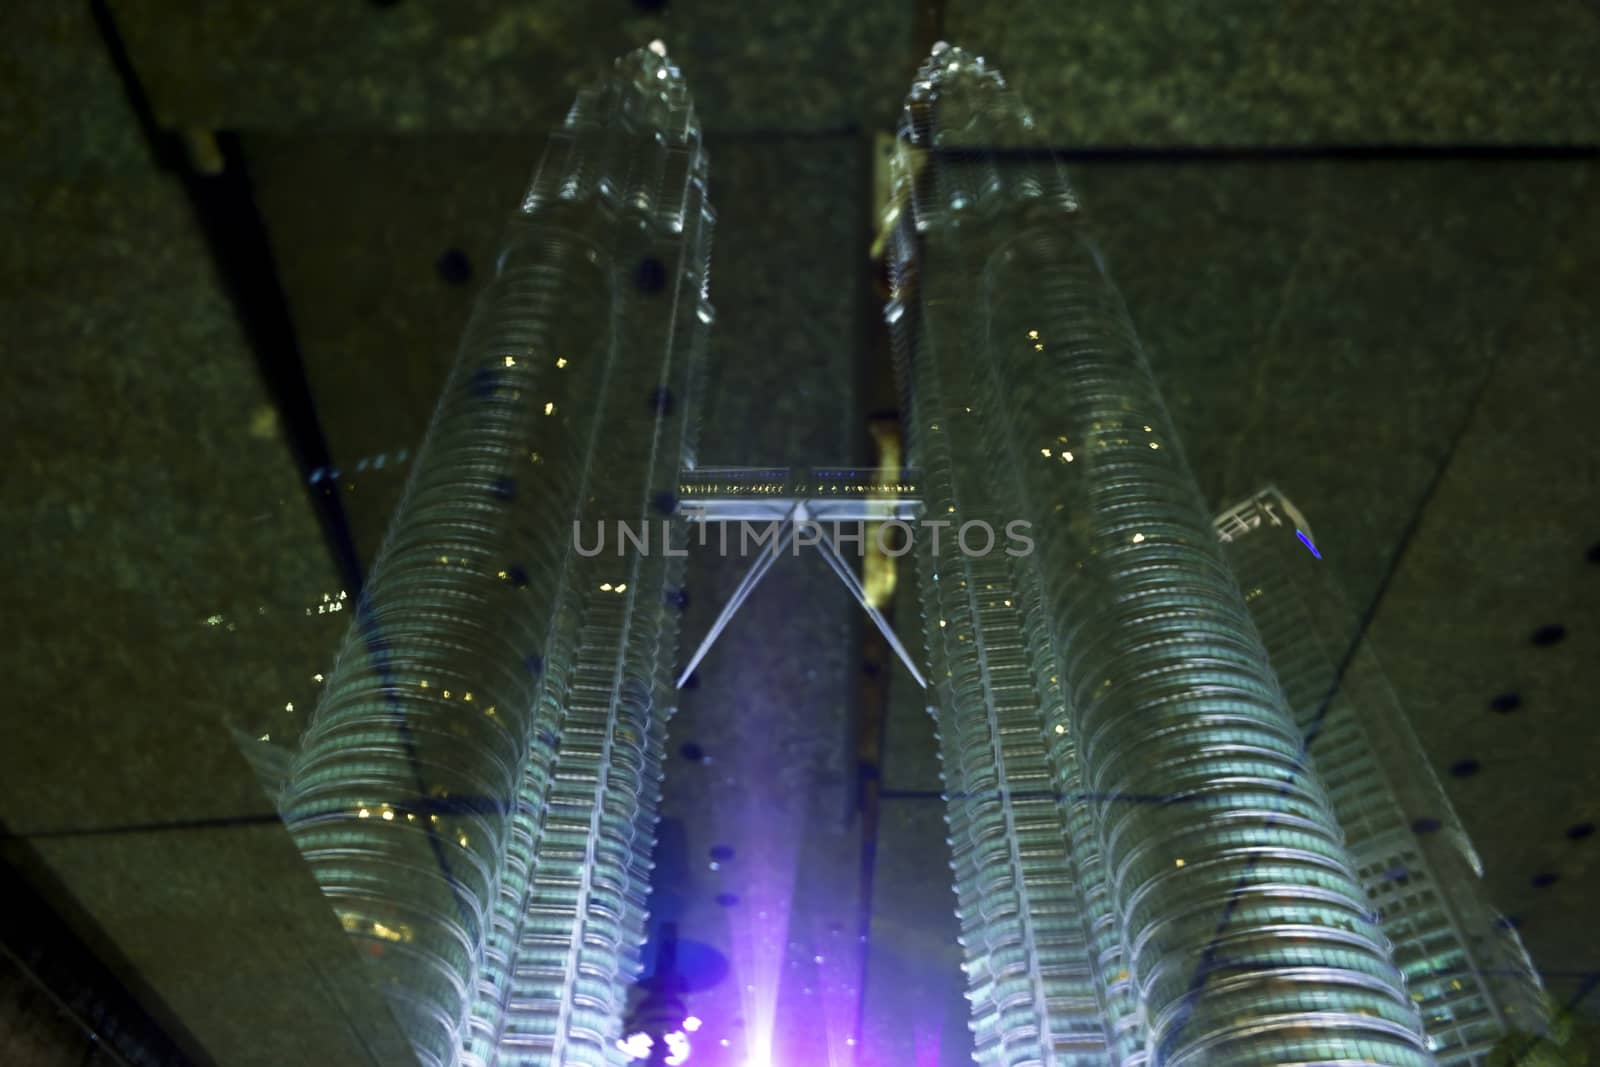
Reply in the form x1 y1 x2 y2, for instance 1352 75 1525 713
271 42 1536 1067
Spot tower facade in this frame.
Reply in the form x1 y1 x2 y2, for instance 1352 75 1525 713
886 44 1434 1065
1215 487 1548 1064
278 44 714 1067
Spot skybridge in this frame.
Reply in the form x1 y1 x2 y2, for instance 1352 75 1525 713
674 466 928 689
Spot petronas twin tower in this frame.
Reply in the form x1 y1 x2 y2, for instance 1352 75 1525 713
279 43 710 1066
271 42 1542 1067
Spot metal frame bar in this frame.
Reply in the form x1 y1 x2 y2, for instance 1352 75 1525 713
674 498 928 690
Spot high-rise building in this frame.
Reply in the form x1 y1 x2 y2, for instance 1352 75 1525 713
885 43 1434 1065
260 36 1545 1067
1214 487 1548 1064
277 43 714 1067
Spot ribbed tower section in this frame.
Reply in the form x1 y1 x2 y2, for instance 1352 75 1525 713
887 43 1436 1066
279 43 713 1067
886 46 1124 1067
902 309 1113 1064
1214 488 1548 1064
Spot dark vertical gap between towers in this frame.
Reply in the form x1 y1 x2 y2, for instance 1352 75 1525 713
849 0 949 1049
849 129 892 1052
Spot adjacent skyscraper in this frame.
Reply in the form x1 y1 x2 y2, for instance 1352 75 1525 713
886 43 1434 1065
1215 487 1547 1064
277 43 713 1067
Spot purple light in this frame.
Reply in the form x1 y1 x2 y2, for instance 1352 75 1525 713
617 1032 653 1060
663 1030 691 1065
1295 529 1321 559
620 1026 694 1064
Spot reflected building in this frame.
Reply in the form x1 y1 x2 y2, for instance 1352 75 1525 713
1215 487 1548 1064
276 44 714 1067
886 44 1435 1065
259 32 1542 1067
